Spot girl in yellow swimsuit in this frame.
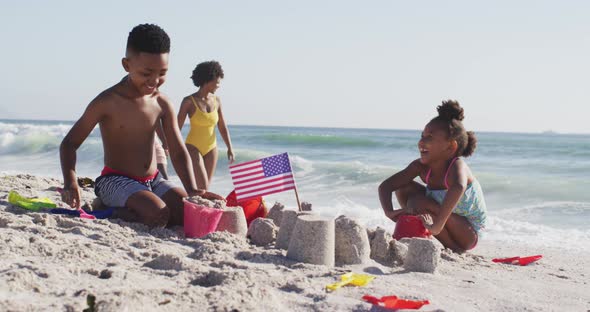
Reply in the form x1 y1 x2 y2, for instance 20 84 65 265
177 61 234 190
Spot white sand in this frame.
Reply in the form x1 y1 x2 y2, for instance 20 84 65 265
1 174 589 311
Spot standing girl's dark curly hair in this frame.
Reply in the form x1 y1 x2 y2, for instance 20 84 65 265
190 61 224 87
430 100 477 157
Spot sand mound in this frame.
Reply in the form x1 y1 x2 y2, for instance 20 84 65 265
334 215 370 265
1 174 589 311
247 217 278 246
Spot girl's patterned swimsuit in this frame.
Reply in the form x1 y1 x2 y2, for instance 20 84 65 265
425 157 487 234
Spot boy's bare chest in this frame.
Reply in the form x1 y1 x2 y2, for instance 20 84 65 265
103 99 161 133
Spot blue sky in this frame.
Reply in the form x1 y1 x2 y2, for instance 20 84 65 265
1 1 589 133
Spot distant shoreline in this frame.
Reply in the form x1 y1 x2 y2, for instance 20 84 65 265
1 118 588 136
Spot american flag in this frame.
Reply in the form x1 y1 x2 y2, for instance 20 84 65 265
229 152 296 201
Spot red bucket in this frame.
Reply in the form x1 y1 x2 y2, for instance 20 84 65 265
393 215 431 240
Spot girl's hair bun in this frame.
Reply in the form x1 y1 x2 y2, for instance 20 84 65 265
463 131 477 157
437 100 464 121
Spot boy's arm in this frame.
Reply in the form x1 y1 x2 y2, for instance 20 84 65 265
159 95 217 198
426 159 468 235
216 98 234 164
378 159 422 221
60 97 104 208
155 120 168 152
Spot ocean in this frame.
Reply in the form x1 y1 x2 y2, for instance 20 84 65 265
1 119 589 251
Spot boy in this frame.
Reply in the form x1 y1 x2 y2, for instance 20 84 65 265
60 24 219 227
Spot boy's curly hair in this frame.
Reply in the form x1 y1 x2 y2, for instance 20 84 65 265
126 24 170 54
191 61 224 87
431 100 477 157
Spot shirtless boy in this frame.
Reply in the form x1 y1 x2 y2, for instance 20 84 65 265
60 24 221 227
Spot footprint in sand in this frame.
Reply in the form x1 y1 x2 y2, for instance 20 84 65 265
143 254 185 271
210 260 248 270
88 268 113 279
190 270 227 287
548 272 569 280
55 217 84 229
98 269 113 279
0 215 10 227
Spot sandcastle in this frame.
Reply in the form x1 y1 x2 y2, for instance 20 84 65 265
300 201 312 211
266 202 285 226
403 237 441 273
276 210 313 250
272 209 374 267
186 195 247 237
334 215 370 265
286 214 335 266
216 206 248 237
185 197 409 268
247 218 278 246
368 227 408 266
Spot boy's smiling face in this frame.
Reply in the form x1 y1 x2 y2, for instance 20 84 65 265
122 52 169 96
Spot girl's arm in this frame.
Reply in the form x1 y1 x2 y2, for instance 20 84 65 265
177 97 190 131
426 159 468 235
378 159 422 221
216 97 234 163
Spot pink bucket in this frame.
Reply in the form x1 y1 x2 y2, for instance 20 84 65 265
183 200 223 238
393 215 431 240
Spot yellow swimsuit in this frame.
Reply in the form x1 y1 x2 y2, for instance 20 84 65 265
185 95 218 156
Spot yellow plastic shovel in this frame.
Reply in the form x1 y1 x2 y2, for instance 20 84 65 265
325 272 375 292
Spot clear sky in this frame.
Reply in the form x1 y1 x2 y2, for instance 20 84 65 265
1 1 589 134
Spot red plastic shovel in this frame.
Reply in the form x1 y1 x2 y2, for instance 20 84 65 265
362 295 430 310
492 255 542 266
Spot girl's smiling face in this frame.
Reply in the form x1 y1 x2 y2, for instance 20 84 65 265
418 121 456 165
204 77 222 94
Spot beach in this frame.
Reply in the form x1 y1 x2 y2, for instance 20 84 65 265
1 174 588 311
3 0 590 310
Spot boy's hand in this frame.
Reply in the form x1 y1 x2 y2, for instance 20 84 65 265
385 209 405 222
187 189 225 201
61 184 81 209
227 149 235 164
201 191 226 201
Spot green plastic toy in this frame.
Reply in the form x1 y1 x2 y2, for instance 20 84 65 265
8 190 57 211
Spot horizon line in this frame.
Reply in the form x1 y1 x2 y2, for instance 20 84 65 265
0 118 587 136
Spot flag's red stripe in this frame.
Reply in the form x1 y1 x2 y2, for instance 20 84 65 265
232 169 264 180
235 175 294 191
237 185 296 201
237 185 296 200
232 174 267 185
229 158 261 169
229 163 262 175
235 180 294 197
234 172 293 188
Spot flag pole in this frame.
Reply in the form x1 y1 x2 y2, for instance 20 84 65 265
293 183 302 212
287 153 302 212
